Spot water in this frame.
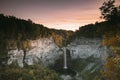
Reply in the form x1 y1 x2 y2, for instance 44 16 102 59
60 48 79 80
63 47 67 69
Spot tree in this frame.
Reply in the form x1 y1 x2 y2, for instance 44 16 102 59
100 0 120 22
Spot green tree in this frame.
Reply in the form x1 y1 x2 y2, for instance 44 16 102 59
100 0 120 22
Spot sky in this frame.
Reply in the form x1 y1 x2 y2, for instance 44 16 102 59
0 0 120 31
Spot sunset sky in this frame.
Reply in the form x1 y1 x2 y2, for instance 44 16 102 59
0 0 120 31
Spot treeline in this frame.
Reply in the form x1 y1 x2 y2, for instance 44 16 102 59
0 14 51 40
72 20 120 39
0 13 73 45
72 22 104 38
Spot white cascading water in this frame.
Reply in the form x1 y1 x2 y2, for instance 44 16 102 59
63 47 67 69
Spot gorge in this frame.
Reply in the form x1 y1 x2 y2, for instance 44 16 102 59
1 0 120 80
0 14 111 80
7 37 108 80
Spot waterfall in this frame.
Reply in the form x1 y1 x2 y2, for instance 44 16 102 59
63 47 67 69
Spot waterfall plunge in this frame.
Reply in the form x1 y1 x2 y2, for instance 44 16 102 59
63 47 67 69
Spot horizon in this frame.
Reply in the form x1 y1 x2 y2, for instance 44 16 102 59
0 0 120 31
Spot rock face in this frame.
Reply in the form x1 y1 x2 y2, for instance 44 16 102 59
8 37 62 67
8 37 108 67
67 37 108 61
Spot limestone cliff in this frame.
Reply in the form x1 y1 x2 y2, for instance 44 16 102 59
7 37 108 68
